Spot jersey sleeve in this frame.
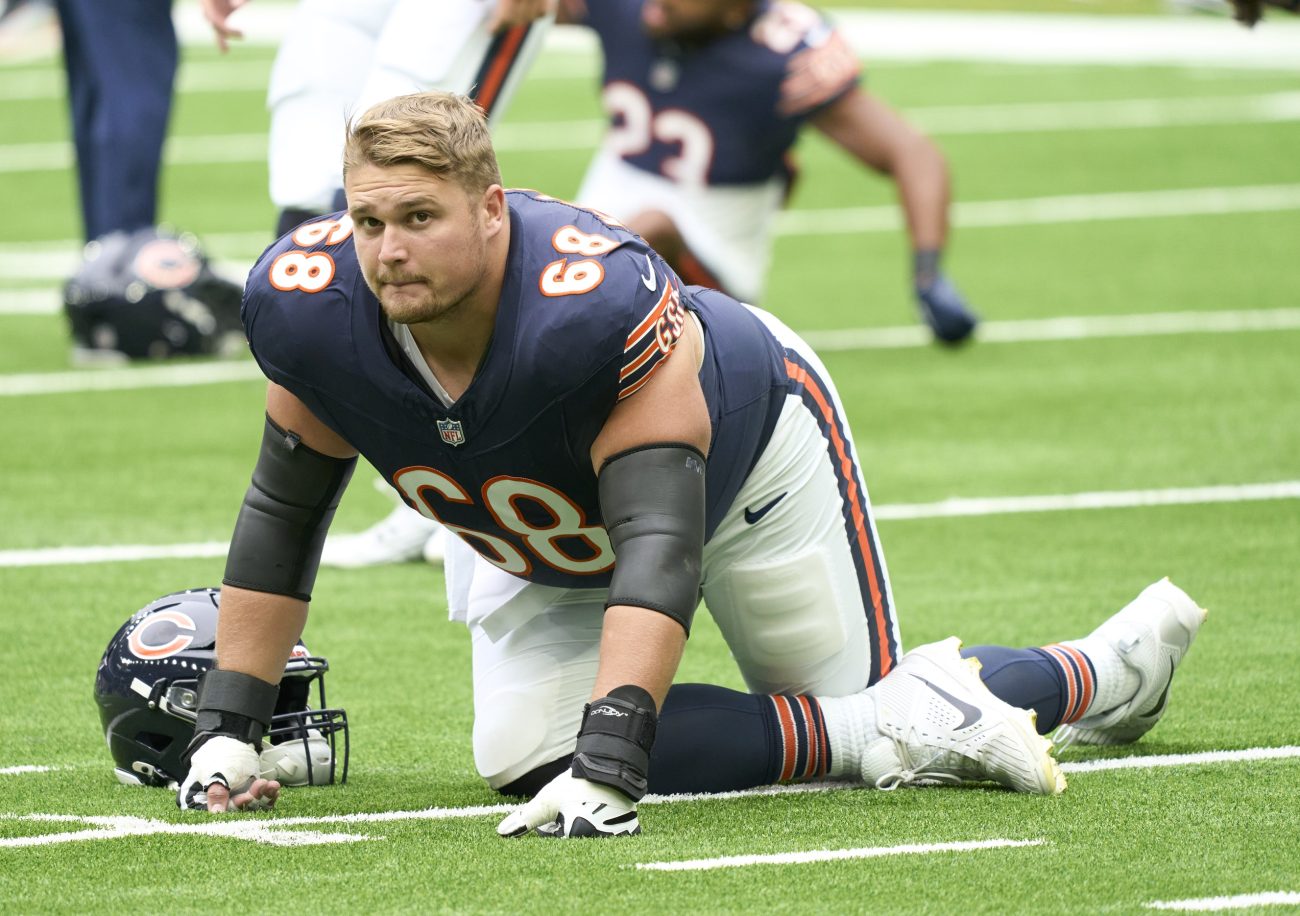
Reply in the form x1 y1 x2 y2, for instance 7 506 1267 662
752 2 862 119
240 215 361 437
609 247 689 401
506 192 691 416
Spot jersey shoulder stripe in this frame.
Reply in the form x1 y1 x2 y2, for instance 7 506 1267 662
619 279 686 400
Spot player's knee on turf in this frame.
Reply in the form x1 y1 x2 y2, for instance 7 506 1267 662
473 690 575 793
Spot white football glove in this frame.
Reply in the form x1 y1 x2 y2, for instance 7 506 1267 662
259 730 334 786
497 771 641 838
177 735 279 812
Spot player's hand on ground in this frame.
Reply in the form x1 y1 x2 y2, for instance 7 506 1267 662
488 0 553 33
177 734 280 812
497 771 641 838
915 272 979 345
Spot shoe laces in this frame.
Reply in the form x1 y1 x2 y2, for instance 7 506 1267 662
872 741 967 790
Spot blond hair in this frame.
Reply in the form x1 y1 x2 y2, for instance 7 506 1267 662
343 91 502 194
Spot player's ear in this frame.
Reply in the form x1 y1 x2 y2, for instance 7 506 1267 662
480 184 507 236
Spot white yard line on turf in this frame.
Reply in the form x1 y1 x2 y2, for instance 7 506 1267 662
0 542 232 567
8 91 1300 171
3 747 1298 848
1063 745 1300 773
0 288 57 314
2 307 1298 392
4 185 1299 283
800 308 1300 351
1146 892 1300 911
775 184 1300 236
830 10 1300 71
871 481 1300 521
907 91 1300 135
0 361 264 396
161 8 1300 70
2 483 1297 568
0 814 373 848
633 838 1046 872
0 765 58 775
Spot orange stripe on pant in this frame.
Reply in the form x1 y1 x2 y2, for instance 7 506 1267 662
473 25 527 116
784 358 893 677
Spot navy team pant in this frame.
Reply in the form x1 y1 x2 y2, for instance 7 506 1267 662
55 0 177 241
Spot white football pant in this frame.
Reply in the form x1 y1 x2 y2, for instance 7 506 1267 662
444 305 902 789
268 0 551 212
576 149 786 304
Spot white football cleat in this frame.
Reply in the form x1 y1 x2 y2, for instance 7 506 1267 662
1054 578 1207 747
320 502 444 568
861 637 1065 795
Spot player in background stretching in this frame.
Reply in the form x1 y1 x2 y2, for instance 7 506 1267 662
563 0 979 344
174 92 1206 839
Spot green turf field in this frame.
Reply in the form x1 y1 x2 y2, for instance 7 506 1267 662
2 7 1299 914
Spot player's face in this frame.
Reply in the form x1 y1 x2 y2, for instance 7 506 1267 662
641 0 751 40
347 162 497 325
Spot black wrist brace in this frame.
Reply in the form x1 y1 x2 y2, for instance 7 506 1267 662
570 685 658 801
181 669 280 768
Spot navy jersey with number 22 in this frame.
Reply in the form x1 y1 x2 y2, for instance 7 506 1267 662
242 191 789 589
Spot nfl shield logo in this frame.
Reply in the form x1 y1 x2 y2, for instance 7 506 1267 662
437 418 466 447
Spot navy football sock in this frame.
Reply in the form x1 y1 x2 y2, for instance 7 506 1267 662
960 645 1070 734
648 683 829 794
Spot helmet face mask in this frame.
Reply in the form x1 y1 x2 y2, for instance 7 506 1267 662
95 588 349 789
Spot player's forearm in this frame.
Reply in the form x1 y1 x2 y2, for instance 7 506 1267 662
592 604 686 709
214 585 308 685
891 136 951 253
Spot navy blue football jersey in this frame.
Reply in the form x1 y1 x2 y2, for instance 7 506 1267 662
242 191 788 589
579 0 860 186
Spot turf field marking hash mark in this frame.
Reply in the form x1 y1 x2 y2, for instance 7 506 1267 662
3 747 1297 849
1146 892 1300 911
631 838 1047 872
0 814 375 848
1 482 1296 568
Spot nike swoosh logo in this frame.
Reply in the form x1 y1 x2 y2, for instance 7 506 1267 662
913 675 983 730
1136 659 1176 722
1094 658 1177 722
743 492 787 525
640 255 657 292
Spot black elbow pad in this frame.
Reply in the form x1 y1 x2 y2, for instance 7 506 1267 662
598 443 706 633
223 416 356 600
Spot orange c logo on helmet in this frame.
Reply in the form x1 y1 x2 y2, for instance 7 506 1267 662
133 238 201 290
127 610 198 659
